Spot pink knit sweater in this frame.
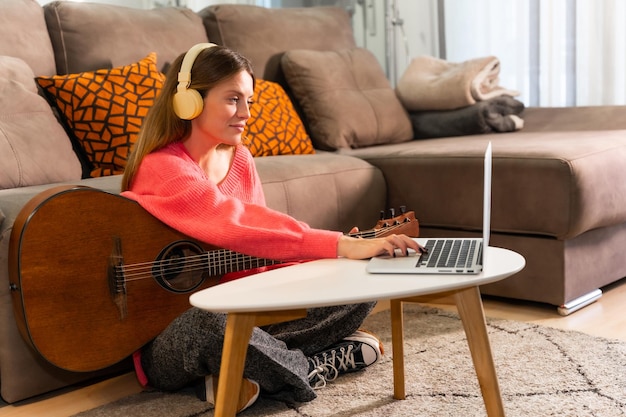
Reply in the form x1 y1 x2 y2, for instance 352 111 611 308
121 142 341 262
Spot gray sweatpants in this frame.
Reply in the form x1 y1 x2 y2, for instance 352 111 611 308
141 302 376 403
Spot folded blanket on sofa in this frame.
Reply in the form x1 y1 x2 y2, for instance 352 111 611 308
396 55 520 111
409 95 525 139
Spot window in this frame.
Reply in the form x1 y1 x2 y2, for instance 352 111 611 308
443 0 626 106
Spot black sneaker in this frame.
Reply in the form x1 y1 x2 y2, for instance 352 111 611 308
307 330 383 389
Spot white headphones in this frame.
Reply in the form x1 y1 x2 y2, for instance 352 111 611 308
172 43 218 120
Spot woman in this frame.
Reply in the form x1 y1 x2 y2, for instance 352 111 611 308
121 43 421 413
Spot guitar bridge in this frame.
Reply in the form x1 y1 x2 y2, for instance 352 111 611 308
108 236 128 320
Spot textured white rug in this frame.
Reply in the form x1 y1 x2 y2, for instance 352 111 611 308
73 304 626 417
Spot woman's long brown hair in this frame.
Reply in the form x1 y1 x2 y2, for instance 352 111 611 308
121 45 254 192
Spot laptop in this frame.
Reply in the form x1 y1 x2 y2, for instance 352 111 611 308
366 142 492 275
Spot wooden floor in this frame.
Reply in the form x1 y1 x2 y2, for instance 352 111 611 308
1 278 625 417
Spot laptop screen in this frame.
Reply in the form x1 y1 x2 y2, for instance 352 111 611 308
483 142 492 255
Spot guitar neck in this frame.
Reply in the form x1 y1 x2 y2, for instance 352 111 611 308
210 210 420 274
206 249 282 276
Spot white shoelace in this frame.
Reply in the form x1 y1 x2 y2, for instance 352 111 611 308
308 345 356 389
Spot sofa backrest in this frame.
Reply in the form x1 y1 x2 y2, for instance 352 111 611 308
0 0 56 76
43 1 209 74
199 4 356 84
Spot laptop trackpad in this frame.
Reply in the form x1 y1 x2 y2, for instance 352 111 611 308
366 251 421 273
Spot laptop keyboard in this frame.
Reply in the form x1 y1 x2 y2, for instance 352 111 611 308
418 239 479 269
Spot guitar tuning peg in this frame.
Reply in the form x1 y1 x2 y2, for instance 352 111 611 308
389 208 395 218
380 210 385 220
400 205 406 214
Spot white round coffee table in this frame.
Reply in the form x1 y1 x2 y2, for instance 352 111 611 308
190 243 525 417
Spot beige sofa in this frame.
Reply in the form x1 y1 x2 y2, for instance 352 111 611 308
1 0 626 404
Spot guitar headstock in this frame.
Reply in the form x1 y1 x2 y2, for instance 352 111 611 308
349 208 420 239
374 209 420 238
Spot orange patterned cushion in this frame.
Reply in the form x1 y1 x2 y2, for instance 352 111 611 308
244 79 314 157
36 53 165 177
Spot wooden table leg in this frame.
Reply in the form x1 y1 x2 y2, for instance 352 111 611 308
214 312 256 417
454 286 506 417
213 309 307 417
390 300 406 400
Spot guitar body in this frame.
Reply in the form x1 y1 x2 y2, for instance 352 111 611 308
9 185 419 372
9 186 221 372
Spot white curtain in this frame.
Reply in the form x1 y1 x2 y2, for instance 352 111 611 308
575 0 626 105
443 0 626 107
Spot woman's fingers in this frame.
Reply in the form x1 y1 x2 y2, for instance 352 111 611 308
338 234 425 260
373 234 419 258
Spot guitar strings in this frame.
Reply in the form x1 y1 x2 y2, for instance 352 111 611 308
117 251 256 281
115 222 413 283
117 250 282 284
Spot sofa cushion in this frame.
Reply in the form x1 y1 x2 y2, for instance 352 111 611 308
44 2 208 74
281 48 414 150
0 0 56 76
244 79 314 157
199 4 356 83
522 105 626 132
36 53 165 178
0 56 81 189
254 153 386 233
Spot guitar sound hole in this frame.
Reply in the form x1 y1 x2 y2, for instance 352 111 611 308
153 241 207 293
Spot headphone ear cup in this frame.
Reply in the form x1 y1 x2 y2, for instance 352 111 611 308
173 88 204 120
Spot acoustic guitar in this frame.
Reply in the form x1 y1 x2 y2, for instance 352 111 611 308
9 185 419 372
